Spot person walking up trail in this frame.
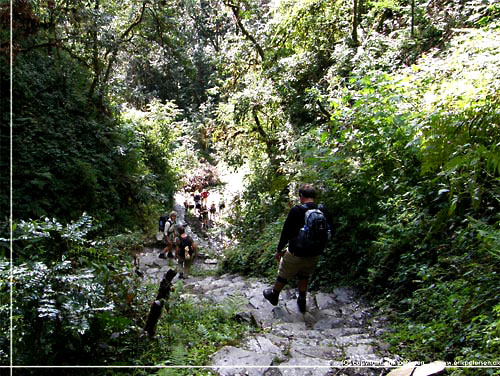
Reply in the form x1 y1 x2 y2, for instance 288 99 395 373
193 191 202 214
159 211 177 259
200 204 209 229
219 197 225 214
263 184 334 313
209 203 217 222
174 224 198 279
201 190 209 205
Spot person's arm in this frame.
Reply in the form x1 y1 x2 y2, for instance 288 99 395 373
174 238 180 259
276 221 290 254
320 205 335 239
192 240 198 258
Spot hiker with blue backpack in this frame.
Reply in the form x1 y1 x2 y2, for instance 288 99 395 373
263 184 334 313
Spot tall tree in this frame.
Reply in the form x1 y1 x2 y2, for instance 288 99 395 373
352 0 359 45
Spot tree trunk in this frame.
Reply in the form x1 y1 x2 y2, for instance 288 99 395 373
144 268 177 337
89 0 100 98
352 0 359 46
225 1 265 61
411 0 415 39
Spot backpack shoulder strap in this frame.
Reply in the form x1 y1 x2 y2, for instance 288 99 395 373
301 203 318 212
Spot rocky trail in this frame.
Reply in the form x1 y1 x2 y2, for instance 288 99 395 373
135 192 404 376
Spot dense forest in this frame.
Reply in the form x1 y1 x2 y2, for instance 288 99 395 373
1 0 499 374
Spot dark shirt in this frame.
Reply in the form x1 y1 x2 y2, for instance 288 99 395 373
277 202 334 255
176 235 194 258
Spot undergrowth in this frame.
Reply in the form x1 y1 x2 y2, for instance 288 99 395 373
1 214 255 371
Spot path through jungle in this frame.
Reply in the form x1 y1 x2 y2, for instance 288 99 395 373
135 168 402 376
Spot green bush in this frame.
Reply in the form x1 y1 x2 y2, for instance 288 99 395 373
0 214 149 366
221 218 283 279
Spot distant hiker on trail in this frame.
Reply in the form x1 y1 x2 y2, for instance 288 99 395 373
184 200 191 213
201 190 209 205
174 225 198 279
159 211 177 259
209 203 217 221
200 204 209 228
263 184 333 313
219 198 225 214
193 191 202 213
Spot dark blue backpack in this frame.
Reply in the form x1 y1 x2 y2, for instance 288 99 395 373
159 215 168 232
295 204 329 252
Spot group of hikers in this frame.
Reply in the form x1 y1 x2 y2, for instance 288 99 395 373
158 211 198 279
183 190 225 229
157 183 333 313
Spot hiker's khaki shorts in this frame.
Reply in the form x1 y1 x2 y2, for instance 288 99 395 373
277 250 320 281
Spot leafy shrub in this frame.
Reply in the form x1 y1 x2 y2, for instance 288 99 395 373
0 215 148 366
221 218 283 279
0 47 178 233
153 286 254 370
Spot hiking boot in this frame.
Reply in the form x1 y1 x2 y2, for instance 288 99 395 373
158 252 167 259
263 288 279 306
297 296 307 313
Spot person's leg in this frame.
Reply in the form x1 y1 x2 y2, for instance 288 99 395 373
296 275 309 313
273 277 287 293
184 258 193 278
264 251 299 306
167 241 174 258
297 277 308 293
263 275 287 306
159 239 169 258
294 255 319 313
177 257 185 278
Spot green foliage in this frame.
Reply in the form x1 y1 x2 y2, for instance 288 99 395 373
221 218 283 279
225 160 290 235
218 19 500 366
3 213 96 261
120 99 181 198
0 47 174 231
2 259 115 364
0 219 148 365
3 235 126 367
387 245 500 365
120 281 255 373
158 288 252 367
3 0 500 368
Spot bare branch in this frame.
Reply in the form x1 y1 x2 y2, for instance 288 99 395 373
225 1 265 61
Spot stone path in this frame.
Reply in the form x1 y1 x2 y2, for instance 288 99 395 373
136 193 400 375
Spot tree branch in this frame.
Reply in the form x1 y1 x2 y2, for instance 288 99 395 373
252 106 268 142
316 100 332 121
101 1 148 91
225 1 265 61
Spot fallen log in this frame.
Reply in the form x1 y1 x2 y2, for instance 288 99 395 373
144 269 177 337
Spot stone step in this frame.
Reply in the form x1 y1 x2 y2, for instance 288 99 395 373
138 193 398 375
